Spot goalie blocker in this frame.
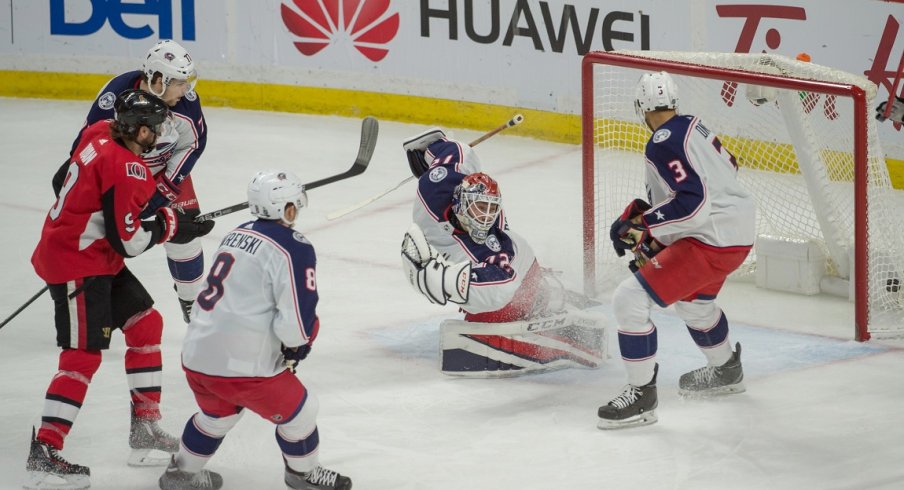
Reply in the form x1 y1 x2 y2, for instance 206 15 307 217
440 308 608 377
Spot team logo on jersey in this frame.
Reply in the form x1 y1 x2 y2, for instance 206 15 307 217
98 91 116 110
429 166 448 183
280 0 399 62
184 90 197 102
485 234 501 252
126 162 147 181
652 129 671 143
653 129 672 143
293 231 310 244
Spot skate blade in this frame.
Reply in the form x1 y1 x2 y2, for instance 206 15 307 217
128 448 175 467
597 410 658 430
24 471 90 490
678 381 746 398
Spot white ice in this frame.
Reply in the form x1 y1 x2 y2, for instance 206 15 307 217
1 98 903 490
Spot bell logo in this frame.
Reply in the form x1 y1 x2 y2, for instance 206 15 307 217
281 0 399 62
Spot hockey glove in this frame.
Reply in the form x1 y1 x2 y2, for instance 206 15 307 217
610 199 652 256
139 175 181 219
153 207 179 244
282 344 312 373
169 207 215 244
876 96 904 124
402 128 446 177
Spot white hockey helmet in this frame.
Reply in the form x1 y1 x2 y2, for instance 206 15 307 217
142 40 198 95
247 170 308 224
634 71 679 119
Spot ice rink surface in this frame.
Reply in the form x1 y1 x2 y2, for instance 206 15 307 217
1 97 903 490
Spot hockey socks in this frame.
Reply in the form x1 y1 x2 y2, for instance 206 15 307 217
38 349 102 450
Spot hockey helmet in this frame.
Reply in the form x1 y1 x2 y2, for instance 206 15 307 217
142 40 198 96
113 89 169 136
452 172 502 244
634 71 679 120
247 170 308 224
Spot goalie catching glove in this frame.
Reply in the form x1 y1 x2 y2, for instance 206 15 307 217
403 127 446 177
876 96 904 124
401 223 471 305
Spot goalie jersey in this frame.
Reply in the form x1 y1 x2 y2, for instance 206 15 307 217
413 139 540 317
181 220 320 378
640 115 756 248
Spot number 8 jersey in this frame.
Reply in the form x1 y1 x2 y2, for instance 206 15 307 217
181 219 319 378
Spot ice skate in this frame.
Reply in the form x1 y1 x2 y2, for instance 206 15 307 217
679 342 745 397
178 298 194 324
597 364 658 430
158 455 223 490
24 428 90 490
285 462 353 490
129 408 180 467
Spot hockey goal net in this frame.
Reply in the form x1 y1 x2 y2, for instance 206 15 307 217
581 50 904 340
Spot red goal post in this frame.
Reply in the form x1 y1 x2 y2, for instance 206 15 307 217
581 50 904 341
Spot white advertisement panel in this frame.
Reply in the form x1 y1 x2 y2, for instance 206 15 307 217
0 1 901 123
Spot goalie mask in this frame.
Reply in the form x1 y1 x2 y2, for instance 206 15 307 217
634 71 679 123
247 170 308 224
452 172 502 244
142 40 198 97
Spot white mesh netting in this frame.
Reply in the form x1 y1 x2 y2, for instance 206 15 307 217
585 51 904 338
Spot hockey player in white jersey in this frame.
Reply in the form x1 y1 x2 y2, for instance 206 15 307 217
158 171 351 490
597 72 756 429
401 131 607 376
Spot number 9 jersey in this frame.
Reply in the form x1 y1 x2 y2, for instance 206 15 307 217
181 219 319 378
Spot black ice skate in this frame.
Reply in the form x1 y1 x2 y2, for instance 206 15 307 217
285 460 353 490
129 407 180 467
158 455 223 490
24 428 90 490
679 342 745 397
178 298 194 324
597 364 659 430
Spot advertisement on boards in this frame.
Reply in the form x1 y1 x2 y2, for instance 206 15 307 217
0 1 901 139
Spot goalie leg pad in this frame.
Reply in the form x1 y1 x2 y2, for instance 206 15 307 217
439 310 608 377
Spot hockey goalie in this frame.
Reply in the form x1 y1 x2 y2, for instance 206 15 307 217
400 128 607 377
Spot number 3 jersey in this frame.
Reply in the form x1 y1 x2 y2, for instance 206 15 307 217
181 219 320 378
31 120 159 284
640 115 756 248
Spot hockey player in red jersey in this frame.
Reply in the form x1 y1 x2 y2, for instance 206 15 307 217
158 170 351 490
53 39 208 324
25 90 214 490
597 72 755 430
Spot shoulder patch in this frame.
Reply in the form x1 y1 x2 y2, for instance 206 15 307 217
428 166 448 183
98 92 116 110
485 234 502 252
652 129 671 143
292 231 310 245
184 90 197 102
125 162 148 181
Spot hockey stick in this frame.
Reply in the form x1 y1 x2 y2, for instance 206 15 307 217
195 116 379 223
325 113 524 221
0 278 96 331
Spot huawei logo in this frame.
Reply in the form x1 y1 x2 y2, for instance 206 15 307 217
281 0 399 62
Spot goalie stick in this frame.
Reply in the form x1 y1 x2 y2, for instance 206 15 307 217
325 113 524 221
195 116 379 222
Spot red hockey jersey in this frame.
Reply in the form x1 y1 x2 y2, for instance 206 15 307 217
32 120 159 284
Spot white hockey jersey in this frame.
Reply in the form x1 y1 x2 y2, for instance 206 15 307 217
641 115 756 248
413 139 538 315
181 220 319 378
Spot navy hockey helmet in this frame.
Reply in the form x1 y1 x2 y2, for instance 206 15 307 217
113 89 169 136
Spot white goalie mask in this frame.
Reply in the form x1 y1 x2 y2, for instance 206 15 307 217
634 71 679 122
142 40 198 97
247 170 308 224
452 172 502 244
